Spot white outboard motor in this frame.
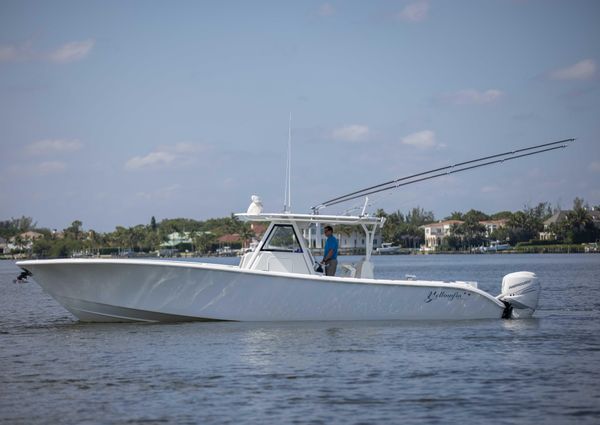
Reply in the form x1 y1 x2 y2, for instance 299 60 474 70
497 271 540 319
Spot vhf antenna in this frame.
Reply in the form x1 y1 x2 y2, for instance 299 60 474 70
283 112 292 213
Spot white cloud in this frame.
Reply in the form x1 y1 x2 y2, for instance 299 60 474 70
318 3 335 16
222 177 236 189
481 185 499 193
26 139 82 155
401 130 437 148
36 161 67 175
331 125 370 142
0 40 94 64
397 0 429 22
0 41 36 62
125 151 178 170
589 161 600 173
439 89 503 105
549 59 596 81
9 161 67 176
171 142 205 154
48 39 95 63
0 45 16 62
125 143 207 170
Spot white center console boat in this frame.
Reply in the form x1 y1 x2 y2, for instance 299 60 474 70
17 205 539 322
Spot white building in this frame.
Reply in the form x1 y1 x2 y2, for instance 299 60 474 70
8 231 44 252
302 226 382 252
160 231 213 248
421 219 509 251
479 219 508 237
160 232 193 248
421 220 463 252
538 209 600 240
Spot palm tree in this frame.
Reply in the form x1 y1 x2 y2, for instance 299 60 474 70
193 232 216 255
66 220 83 240
507 208 543 243
447 211 463 220
239 224 255 249
382 211 402 244
562 197 595 243
87 230 100 255
568 197 592 231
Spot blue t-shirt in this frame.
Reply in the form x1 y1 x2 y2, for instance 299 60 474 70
324 235 338 260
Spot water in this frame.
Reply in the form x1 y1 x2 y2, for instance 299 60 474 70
1 254 599 424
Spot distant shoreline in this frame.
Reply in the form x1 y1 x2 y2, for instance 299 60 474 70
2 250 597 261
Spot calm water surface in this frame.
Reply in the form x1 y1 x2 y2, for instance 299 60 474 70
1 254 599 424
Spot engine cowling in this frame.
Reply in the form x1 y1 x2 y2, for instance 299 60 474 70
497 271 540 319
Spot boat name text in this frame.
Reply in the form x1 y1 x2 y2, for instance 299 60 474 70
425 290 465 303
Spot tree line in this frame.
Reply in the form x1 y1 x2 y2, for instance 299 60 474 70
1 197 598 258
375 197 599 250
1 215 253 258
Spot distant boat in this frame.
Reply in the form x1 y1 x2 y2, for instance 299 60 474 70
483 241 512 252
375 243 402 255
216 246 235 257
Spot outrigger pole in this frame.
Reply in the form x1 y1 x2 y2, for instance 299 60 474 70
312 138 575 212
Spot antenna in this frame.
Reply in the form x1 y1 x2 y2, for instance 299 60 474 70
283 112 292 213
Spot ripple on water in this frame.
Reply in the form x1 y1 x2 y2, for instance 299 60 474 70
1 256 600 424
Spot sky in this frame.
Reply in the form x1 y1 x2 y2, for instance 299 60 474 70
0 0 599 232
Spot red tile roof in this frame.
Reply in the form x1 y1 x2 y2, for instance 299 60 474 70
217 234 241 243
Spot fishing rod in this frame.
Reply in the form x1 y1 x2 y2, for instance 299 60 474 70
312 138 574 212
317 138 574 208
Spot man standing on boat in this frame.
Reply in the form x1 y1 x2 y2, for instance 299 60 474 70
321 225 338 276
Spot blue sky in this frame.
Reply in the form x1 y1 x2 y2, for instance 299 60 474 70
1 0 599 231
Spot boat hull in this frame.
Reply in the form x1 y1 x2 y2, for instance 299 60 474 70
17 259 506 322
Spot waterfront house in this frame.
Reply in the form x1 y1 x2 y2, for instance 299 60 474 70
302 226 382 253
160 232 194 248
591 209 600 227
539 209 600 240
421 219 509 251
8 231 44 251
479 219 508 237
335 228 382 252
421 220 463 252
217 234 242 245
539 210 570 240
0 237 7 254
216 234 242 256
20 231 44 241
